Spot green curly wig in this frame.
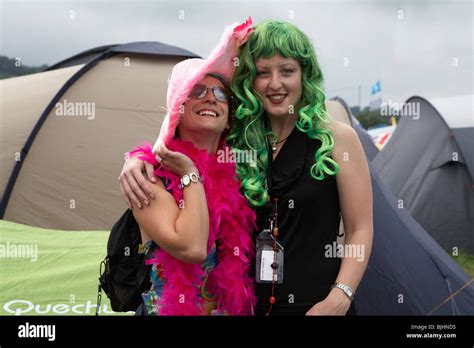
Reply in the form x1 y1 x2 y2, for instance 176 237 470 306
227 20 340 207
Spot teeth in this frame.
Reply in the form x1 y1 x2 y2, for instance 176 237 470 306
198 110 217 117
269 95 285 101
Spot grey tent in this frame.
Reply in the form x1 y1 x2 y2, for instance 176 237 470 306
373 95 474 254
355 165 474 315
329 97 474 315
0 42 199 230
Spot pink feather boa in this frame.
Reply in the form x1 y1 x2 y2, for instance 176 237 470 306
129 139 256 315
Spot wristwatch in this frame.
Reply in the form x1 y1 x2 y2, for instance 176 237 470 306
180 172 201 189
331 282 354 302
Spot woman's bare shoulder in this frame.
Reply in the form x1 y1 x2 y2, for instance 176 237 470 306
328 120 358 147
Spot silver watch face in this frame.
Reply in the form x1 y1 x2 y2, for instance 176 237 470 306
342 285 353 299
189 172 199 183
182 175 190 186
333 283 353 300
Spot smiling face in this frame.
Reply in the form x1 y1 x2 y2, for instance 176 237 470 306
177 75 229 136
253 54 303 119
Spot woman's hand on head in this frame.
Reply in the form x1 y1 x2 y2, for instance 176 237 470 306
118 156 157 209
156 143 198 177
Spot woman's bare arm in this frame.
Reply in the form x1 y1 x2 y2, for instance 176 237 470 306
133 177 209 264
332 121 373 293
306 120 373 315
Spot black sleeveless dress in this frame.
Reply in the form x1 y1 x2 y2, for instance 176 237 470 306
254 126 357 316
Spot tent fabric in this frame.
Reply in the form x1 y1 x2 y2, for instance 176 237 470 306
355 165 474 315
451 127 474 182
2 54 185 230
1 41 197 230
326 97 351 124
105 41 200 58
0 220 126 316
429 94 474 180
0 65 84 196
44 45 118 71
351 117 380 161
45 41 200 71
373 96 474 253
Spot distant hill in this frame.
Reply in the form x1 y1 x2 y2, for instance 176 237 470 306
0 55 48 79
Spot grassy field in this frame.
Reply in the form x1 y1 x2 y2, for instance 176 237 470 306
452 253 474 279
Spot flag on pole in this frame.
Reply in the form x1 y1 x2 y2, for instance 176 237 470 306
370 80 382 110
371 80 381 95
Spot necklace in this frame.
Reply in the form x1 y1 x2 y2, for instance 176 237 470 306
271 135 290 153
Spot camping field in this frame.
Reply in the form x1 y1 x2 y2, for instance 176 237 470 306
0 220 132 316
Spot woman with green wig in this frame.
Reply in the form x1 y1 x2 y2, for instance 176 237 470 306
120 19 373 316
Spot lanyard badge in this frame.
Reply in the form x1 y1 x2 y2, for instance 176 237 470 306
255 198 284 284
256 230 284 283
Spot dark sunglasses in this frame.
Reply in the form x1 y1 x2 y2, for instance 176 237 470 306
189 84 229 103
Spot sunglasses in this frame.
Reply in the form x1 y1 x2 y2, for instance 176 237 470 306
189 84 229 103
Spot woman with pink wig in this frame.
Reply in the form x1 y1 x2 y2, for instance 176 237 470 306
125 18 256 315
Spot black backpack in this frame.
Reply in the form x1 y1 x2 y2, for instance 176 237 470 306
96 209 151 314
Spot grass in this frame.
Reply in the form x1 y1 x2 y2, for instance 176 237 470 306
452 253 474 279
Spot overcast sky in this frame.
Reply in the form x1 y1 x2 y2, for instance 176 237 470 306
1 0 472 107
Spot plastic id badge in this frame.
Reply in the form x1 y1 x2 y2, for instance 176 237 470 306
255 229 284 284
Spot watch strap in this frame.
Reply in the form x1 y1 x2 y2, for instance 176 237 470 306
331 282 354 302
